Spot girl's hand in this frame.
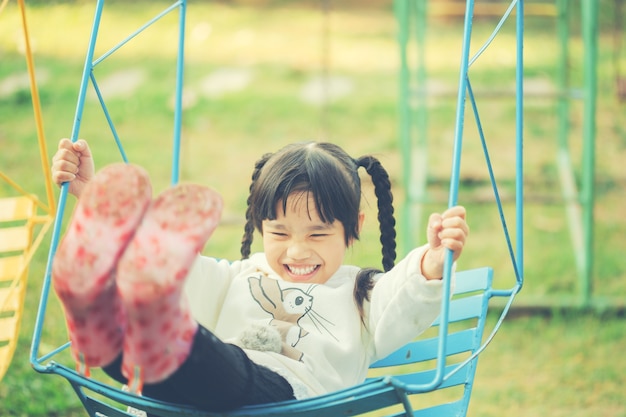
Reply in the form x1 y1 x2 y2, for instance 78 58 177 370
421 205 469 280
51 138 96 198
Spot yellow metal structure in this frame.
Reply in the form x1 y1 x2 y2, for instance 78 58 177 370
0 0 55 382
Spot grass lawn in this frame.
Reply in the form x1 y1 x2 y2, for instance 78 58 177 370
0 1 625 416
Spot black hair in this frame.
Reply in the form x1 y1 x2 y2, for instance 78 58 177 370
241 141 397 325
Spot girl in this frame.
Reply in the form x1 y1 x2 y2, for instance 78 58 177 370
51 139 469 412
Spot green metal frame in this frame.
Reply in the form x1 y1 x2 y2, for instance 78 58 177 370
396 0 602 309
555 0 598 308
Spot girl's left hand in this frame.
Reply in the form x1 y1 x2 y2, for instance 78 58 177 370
421 205 469 280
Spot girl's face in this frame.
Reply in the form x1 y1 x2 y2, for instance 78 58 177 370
262 193 362 284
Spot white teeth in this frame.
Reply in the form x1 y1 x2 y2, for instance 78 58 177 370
288 265 317 276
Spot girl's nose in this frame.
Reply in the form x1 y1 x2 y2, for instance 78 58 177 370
286 241 311 260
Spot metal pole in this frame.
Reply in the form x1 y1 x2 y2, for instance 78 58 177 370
171 0 186 186
556 0 570 153
516 0 524 283
395 0 414 255
579 0 598 306
411 0 429 250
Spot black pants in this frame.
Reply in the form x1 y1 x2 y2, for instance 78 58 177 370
103 326 296 412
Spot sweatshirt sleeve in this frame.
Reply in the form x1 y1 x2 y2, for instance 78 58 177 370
184 255 244 330
367 244 456 360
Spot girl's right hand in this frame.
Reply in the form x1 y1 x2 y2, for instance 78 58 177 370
51 138 96 198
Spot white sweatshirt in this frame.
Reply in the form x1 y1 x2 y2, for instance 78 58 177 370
183 245 451 399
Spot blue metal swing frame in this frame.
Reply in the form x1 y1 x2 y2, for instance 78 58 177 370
30 1 525 416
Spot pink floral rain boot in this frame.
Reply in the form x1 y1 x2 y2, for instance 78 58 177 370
52 163 152 375
116 183 223 393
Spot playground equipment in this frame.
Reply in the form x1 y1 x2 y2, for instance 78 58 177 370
398 0 602 309
30 0 523 416
0 0 55 382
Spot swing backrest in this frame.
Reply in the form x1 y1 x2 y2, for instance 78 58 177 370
39 266 494 417
0 196 37 382
366 266 493 417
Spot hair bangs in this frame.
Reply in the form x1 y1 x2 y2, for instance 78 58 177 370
251 142 362 243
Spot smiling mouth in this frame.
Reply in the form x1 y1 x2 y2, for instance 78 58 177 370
286 265 320 276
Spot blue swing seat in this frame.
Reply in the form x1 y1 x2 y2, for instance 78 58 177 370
36 266 495 417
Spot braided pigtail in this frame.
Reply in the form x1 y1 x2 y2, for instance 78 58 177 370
356 155 397 271
240 153 272 259
353 155 397 327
